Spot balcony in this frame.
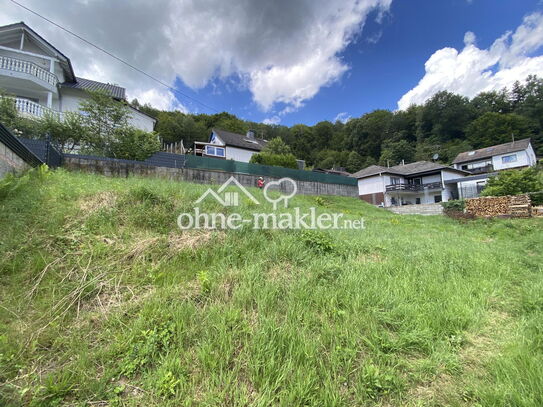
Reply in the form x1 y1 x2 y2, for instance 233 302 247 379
0 56 58 88
467 164 494 175
11 97 61 119
386 181 442 192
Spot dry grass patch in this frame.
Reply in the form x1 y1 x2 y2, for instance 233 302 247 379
167 230 224 252
78 191 118 214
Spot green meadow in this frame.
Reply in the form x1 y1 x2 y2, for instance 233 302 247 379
1 168 542 406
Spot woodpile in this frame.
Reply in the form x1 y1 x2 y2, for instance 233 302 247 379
532 206 543 217
465 194 532 218
509 194 532 218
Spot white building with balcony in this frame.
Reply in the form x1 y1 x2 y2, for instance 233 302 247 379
0 22 156 132
352 161 469 207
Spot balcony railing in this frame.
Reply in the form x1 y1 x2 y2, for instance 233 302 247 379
11 97 61 119
386 181 442 192
467 165 494 174
0 56 58 87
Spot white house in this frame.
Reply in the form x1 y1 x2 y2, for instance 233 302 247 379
449 138 537 198
194 128 267 163
0 22 156 132
352 161 469 207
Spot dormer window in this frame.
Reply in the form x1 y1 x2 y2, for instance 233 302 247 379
502 154 517 164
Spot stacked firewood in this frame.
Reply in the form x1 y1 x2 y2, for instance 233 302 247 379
465 196 512 217
509 194 532 218
465 194 532 218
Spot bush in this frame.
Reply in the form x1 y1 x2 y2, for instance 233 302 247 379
528 191 543 205
441 199 465 212
109 127 161 161
250 152 297 169
481 167 542 197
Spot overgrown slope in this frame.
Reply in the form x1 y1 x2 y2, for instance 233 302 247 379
1 169 542 406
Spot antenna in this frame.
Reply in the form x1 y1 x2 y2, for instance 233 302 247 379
432 153 439 161
512 133 515 144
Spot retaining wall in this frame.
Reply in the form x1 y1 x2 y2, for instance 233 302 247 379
63 156 358 197
0 139 30 178
386 203 444 216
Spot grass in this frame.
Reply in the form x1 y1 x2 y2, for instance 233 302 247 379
0 167 542 406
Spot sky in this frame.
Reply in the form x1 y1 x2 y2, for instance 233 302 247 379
2 0 543 126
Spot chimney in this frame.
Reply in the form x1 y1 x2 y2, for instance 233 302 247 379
246 130 255 140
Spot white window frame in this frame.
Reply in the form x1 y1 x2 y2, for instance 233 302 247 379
205 145 225 157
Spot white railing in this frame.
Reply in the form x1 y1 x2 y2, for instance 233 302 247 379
12 97 61 119
0 56 58 87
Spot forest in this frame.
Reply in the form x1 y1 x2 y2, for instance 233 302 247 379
132 75 543 173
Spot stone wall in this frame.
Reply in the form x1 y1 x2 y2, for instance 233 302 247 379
386 203 444 216
63 156 358 197
0 139 30 178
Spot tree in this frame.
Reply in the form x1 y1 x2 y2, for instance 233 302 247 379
466 112 535 148
481 167 542 196
0 90 18 128
109 127 160 160
346 151 364 173
470 90 512 115
263 137 292 155
378 139 416 166
40 111 88 153
79 90 131 154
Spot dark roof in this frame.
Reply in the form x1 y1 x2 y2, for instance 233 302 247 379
0 123 43 167
212 128 267 151
0 22 75 82
61 77 126 99
313 168 351 176
351 161 467 179
452 138 532 164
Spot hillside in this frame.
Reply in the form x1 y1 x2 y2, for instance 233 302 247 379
1 169 542 406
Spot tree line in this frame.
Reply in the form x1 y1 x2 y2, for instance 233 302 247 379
133 75 543 173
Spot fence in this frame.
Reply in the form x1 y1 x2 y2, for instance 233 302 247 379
183 154 357 186
17 138 63 168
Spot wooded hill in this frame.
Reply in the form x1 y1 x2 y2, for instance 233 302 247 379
132 75 543 173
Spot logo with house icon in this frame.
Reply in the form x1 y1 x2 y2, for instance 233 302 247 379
195 176 260 207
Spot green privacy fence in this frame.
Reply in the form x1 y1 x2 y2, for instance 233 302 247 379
184 155 357 186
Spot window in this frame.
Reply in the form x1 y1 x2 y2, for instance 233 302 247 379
416 198 421 204
205 146 225 157
434 195 442 203
390 177 401 185
501 154 517 164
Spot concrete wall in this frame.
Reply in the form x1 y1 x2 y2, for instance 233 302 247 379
0 139 30 178
63 156 358 197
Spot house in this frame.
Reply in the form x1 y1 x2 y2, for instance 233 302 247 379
449 138 537 199
352 161 469 207
0 22 156 132
194 128 267 163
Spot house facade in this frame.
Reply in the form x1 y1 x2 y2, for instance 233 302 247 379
449 138 537 199
0 22 156 132
194 128 267 163
352 161 468 207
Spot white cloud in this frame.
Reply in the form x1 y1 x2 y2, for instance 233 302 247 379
262 115 281 125
398 12 543 110
1 0 392 113
334 112 351 123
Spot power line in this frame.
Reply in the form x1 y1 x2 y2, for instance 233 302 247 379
9 0 220 113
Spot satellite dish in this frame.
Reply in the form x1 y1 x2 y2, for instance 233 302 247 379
432 153 439 161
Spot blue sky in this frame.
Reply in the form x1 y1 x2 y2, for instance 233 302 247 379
185 0 543 125
3 0 543 126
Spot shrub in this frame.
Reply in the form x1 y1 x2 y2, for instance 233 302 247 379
250 152 297 169
441 199 465 212
109 127 161 160
528 191 543 205
481 167 542 197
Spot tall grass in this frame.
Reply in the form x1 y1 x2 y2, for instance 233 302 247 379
0 169 542 406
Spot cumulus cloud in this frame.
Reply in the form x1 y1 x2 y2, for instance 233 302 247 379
262 116 281 125
2 0 392 113
334 112 351 123
398 12 543 110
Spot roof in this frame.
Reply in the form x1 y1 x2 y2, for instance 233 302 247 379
0 123 43 167
313 168 351 176
61 77 126 100
0 22 75 82
212 128 267 151
351 161 467 179
452 138 532 164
